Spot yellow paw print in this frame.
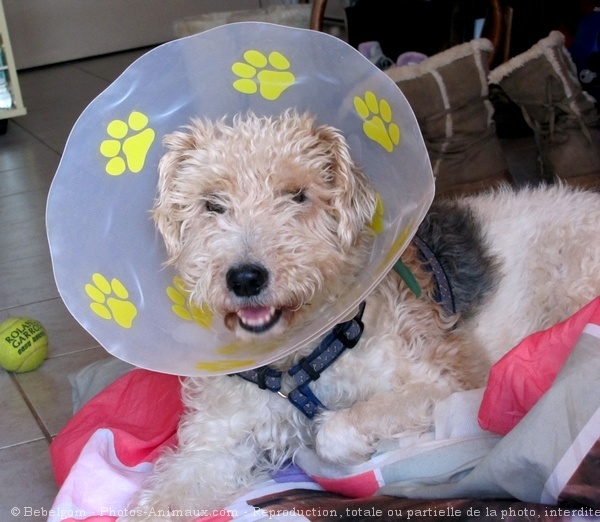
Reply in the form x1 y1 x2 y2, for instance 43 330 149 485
232 50 295 101
354 92 400 152
369 194 385 234
100 111 155 175
167 277 213 328
85 273 138 328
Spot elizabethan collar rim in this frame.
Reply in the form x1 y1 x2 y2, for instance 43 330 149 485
46 22 434 376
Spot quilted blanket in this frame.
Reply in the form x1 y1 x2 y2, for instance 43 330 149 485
48 298 600 521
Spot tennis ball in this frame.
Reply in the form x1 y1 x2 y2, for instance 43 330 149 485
0 317 48 373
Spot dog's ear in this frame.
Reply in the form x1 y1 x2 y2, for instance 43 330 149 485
315 125 378 250
153 120 211 264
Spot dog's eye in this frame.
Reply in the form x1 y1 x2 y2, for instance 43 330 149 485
205 200 226 214
291 190 308 204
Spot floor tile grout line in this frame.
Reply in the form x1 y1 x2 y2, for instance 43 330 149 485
9 373 54 444
70 45 157 80
71 63 123 84
0 249 55 266
0 296 61 314
45 344 104 360
0 186 52 199
0 436 48 451
7 119 65 157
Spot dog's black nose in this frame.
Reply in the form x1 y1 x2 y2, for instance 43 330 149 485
226 263 269 297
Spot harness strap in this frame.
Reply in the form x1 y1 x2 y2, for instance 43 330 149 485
412 235 456 316
234 302 366 419
288 302 365 387
413 236 456 315
252 366 282 392
288 384 325 419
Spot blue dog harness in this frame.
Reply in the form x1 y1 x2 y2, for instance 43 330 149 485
235 302 366 419
412 235 456 316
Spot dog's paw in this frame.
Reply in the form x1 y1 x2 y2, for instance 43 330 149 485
315 409 376 466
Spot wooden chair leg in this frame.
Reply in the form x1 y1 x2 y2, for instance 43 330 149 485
487 0 504 65
310 0 328 31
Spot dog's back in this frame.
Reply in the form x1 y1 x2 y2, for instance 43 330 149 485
454 183 600 362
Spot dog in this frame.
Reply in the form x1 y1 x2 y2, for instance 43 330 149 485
122 111 600 521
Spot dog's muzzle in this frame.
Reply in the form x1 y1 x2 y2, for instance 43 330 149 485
226 263 283 333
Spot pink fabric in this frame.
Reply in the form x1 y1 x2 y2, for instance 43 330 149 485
478 296 600 435
50 369 182 486
49 370 183 522
311 470 383 498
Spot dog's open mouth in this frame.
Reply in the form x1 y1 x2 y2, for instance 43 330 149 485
233 306 283 333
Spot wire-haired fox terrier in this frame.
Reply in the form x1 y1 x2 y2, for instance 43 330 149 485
122 111 600 521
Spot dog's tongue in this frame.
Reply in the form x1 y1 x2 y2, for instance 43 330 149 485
238 307 272 321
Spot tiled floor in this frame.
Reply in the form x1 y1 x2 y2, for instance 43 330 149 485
0 44 541 522
0 47 152 522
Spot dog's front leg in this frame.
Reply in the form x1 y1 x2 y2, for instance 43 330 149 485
119 377 273 522
315 384 453 466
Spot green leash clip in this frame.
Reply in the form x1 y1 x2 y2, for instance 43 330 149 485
393 258 421 298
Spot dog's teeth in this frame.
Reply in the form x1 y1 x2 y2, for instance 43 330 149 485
237 306 275 327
